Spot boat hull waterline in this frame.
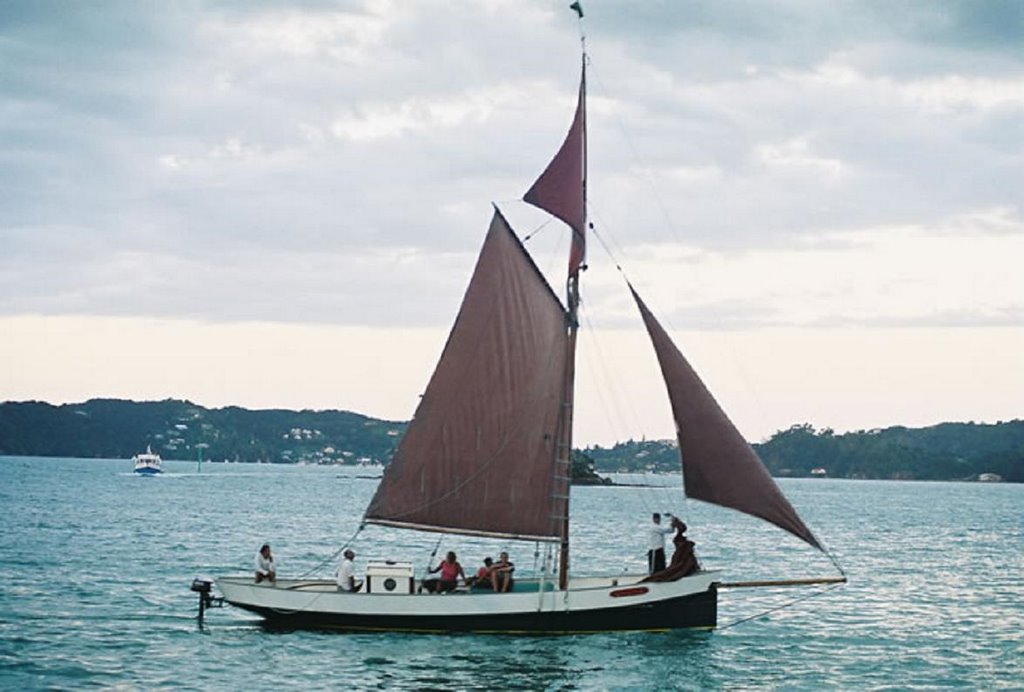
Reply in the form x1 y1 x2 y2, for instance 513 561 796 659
216 572 718 634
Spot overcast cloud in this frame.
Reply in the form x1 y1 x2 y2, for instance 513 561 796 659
1 0 1022 329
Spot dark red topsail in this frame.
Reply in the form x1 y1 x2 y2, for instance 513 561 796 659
524 70 587 278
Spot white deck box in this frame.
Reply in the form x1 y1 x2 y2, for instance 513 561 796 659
364 560 415 594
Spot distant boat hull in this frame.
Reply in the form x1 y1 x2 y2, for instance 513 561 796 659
132 446 162 474
217 572 718 634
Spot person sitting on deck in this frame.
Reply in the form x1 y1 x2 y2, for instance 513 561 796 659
336 549 362 592
254 544 276 584
642 518 699 583
491 551 515 593
425 551 467 593
468 557 494 590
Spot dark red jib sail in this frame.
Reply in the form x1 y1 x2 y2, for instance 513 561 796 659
524 70 586 277
630 285 823 552
364 210 570 541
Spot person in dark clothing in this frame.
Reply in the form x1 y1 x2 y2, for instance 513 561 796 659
643 518 699 582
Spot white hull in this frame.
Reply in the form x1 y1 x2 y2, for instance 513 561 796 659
216 571 719 633
132 448 162 474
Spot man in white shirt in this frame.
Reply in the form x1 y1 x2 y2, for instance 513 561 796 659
647 513 674 574
254 544 276 584
336 549 362 592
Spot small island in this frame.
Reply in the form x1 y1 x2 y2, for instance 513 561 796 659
571 450 613 485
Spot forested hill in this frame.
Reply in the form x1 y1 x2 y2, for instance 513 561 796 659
1 400 1021 482
0 399 406 464
583 421 1024 482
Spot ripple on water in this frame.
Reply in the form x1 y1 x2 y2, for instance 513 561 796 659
1 460 1021 689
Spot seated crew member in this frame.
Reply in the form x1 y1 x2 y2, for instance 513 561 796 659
336 549 362 592
427 551 467 593
469 557 494 589
490 551 515 593
254 544 276 584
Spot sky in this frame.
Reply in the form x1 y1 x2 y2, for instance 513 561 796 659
1 0 1022 446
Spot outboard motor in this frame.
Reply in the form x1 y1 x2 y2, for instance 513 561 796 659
191 577 223 628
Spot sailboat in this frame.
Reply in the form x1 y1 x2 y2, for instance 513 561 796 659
215 18 844 634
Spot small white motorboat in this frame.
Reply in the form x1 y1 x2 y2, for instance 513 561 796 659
132 445 162 475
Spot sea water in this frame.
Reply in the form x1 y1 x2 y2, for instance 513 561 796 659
0 456 1020 689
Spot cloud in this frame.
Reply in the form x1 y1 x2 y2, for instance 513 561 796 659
578 207 1024 330
0 0 1021 331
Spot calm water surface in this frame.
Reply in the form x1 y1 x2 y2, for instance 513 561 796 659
0 457 1020 689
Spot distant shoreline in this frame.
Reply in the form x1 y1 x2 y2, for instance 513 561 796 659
1 399 1020 483
0 454 1016 484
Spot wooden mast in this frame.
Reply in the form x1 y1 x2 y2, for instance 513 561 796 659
522 5 588 590
557 43 587 592
557 277 579 590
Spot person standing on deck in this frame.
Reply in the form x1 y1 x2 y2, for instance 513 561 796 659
643 517 700 582
647 513 674 574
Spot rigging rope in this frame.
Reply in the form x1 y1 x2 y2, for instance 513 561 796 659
425 534 444 575
577 303 639 445
824 546 847 578
297 523 366 579
588 64 685 250
716 582 846 631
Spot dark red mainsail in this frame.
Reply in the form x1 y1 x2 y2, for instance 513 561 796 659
630 285 823 552
524 70 587 277
364 210 570 541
